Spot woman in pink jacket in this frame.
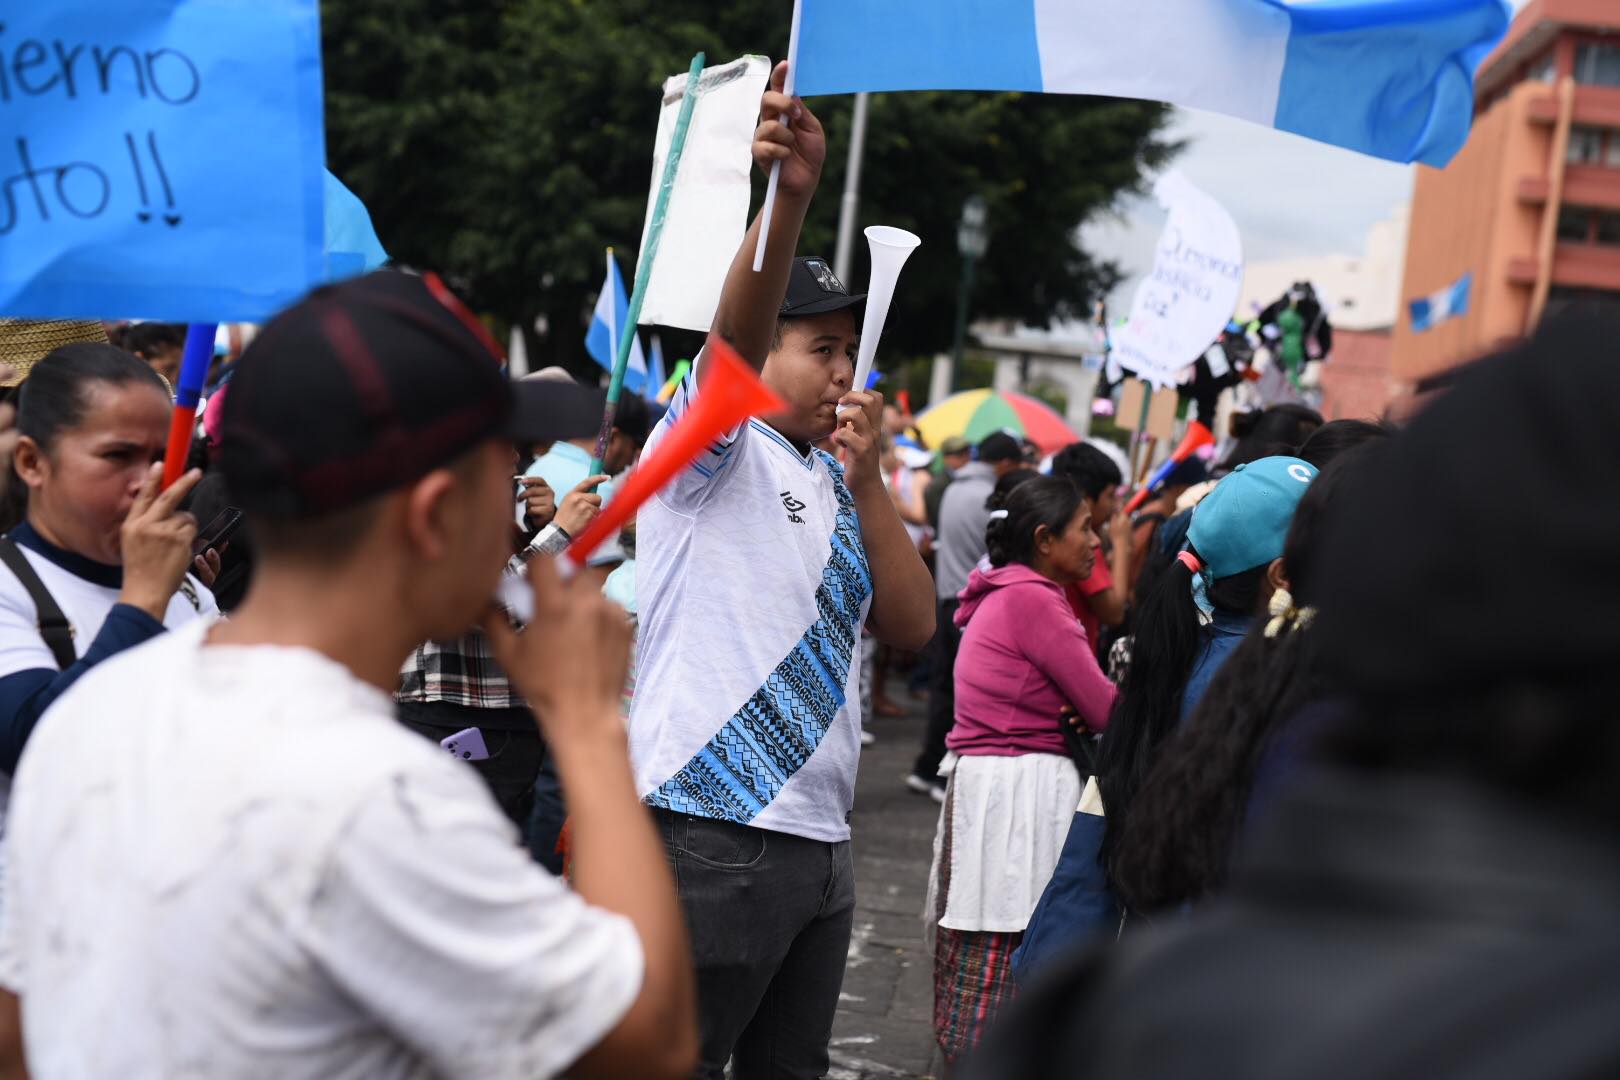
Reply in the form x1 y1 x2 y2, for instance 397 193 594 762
928 474 1116 1067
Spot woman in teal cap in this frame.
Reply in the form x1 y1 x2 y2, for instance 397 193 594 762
1010 456 1317 978
1095 455 1317 891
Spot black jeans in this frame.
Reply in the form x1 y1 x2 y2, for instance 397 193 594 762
395 701 544 830
525 755 567 875
913 597 963 781
657 809 856 1080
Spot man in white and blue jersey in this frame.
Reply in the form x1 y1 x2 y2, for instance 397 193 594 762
630 61 936 1079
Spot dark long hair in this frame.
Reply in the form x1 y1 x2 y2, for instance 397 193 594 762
1095 552 1266 883
984 473 1074 568
1218 404 1322 475
1109 447 1374 912
17 343 168 451
0 344 169 531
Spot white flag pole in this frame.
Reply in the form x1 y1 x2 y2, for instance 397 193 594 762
751 0 804 273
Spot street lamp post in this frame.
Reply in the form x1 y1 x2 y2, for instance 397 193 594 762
950 195 990 391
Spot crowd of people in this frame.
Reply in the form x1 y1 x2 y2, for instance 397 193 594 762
0 62 1609 1080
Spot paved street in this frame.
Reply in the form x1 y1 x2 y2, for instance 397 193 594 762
829 681 943 1080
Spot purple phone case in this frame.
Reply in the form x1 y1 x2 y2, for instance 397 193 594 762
440 727 491 762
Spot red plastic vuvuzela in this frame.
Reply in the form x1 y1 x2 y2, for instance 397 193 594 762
566 335 784 566
1124 420 1216 514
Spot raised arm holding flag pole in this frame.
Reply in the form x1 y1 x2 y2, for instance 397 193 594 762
626 59 933 1075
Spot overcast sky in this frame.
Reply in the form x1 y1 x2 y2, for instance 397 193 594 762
1080 106 1414 312
1082 0 1529 314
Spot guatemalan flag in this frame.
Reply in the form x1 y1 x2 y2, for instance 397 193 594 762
586 249 648 394
1408 271 1472 331
793 0 1511 168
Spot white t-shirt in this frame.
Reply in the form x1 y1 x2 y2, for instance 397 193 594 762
631 372 873 843
0 623 643 1080
0 537 216 678
0 532 218 912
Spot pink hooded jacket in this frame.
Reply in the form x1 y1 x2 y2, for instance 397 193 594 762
947 564 1116 758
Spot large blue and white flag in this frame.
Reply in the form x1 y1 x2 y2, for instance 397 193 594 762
793 0 1511 167
1408 271 1472 332
585 249 648 393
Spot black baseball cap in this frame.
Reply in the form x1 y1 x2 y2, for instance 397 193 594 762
780 256 865 318
220 270 603 518
976 431 1023 463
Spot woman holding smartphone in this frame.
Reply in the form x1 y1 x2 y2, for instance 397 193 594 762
0 343 217 793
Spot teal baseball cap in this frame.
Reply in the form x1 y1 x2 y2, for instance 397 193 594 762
1187 456 1317 578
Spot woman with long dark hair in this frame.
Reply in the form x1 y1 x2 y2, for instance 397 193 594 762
0 344 215 851
1011 456 1317 982
928 475 1115 1067
1096 456 1318 879
1109 446 1376 913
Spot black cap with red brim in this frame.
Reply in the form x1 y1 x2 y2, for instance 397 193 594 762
220 270 609 519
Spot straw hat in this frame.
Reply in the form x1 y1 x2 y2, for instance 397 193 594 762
0 319 110 388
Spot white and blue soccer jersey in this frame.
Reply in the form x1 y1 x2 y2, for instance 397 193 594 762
630 369 872 843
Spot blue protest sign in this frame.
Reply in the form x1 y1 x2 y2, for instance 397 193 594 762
0 1 326 322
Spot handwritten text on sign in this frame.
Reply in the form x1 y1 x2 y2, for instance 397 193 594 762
0 2 325 322
1112 171 1244 390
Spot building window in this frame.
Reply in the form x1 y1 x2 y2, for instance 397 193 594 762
1528 52 1557 83
1557 206 1592 243
1607 136 1620 169
1546 286 1620 322
1568 126 1605 164
1598 212 1620 247
1575 42 1620 87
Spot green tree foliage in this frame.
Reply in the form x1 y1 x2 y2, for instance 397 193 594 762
321 0 1176 375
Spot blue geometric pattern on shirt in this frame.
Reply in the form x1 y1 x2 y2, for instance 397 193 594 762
647 450 872 824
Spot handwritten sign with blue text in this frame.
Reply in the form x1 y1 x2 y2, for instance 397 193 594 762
1113 171 1244 391
0 1 325 322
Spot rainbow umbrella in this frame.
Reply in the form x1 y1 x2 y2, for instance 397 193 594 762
914 388 1079 456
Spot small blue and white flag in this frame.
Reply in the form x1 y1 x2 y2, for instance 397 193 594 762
646 333 667 404
793 0 1510 168
1408 272 1472 332
585 249 648 393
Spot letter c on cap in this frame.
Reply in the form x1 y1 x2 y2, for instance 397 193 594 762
1288 464 1313 484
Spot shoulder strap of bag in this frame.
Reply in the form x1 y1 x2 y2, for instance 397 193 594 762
0 537 76 671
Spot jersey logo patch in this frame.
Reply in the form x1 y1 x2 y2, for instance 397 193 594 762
780 491 807 524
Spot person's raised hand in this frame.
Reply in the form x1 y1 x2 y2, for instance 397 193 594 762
1109 505 1133 551
191 545 224 589
556 474 609 537
834 389 884 494
519 476 557 529
482 553 632 746
753 60 825 199
118 463 201 620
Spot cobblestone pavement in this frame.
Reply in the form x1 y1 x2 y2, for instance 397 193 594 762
828 681 944 1080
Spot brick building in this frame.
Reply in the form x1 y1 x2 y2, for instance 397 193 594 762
1392 0 1620 386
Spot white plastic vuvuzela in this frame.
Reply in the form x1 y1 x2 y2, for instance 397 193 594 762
843 225 922 408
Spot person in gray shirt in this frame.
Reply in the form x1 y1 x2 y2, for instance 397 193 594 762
907 432 1025 798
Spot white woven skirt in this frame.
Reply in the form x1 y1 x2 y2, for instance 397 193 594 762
927 751 1081 934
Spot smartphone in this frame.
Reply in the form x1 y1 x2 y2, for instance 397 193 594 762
440 727 491 762
192 507 243 557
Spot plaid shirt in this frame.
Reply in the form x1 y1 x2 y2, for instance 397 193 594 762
396 524 570 709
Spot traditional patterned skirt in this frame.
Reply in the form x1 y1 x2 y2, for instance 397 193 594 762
928 752 1078 1062
932 924 1023 1063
